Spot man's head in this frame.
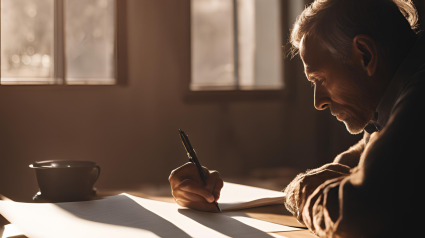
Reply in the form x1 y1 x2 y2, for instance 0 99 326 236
291 0 419 134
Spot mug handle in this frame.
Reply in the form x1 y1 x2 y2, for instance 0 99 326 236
93 166 101 184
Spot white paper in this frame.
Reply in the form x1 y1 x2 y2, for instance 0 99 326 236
0 196 160 238
2 224 25 238
0 193 299 238
230 216 301 232
218 182 286 211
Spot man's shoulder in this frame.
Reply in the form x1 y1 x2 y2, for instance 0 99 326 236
410 62 425 86
393 63 425 110
387 65 425 135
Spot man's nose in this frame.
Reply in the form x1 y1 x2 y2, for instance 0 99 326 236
314 86 330 110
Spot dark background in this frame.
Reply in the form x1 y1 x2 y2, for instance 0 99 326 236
0 0 424 200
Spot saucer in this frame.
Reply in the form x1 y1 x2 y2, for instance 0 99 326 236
33 189 97 203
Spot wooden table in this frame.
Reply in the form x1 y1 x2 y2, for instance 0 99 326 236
1 188 317 238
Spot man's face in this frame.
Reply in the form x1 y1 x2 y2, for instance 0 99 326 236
299 36 376 134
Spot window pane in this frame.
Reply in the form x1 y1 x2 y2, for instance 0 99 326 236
191 0 235 90
250 0 282 90
1 0 54 85
237 0 255 87
64 0 115 85
238 0 283 90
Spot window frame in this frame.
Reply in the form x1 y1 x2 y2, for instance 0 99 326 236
0 0 121 86
184 0 289 102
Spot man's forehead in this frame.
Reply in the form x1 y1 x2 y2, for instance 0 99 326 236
299 35 309 61
299 35 329 73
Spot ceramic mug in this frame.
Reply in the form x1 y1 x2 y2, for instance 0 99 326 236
29 160 100 202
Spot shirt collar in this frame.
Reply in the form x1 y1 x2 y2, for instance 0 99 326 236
374 32 425 130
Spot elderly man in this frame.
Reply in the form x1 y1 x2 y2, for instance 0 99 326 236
169 0 424 237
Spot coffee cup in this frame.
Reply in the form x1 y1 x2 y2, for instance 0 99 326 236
29 160 100 202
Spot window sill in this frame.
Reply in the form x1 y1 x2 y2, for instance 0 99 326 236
0 78 117 86
183 88 287 103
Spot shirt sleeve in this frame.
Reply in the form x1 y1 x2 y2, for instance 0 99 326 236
300 78 425 237
332 138 365 168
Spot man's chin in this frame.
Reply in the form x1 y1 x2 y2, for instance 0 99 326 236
343 120 366 135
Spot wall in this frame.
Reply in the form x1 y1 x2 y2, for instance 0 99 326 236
0 0 360 200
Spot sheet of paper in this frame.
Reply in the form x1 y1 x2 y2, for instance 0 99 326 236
219 182 286 211
0 196 160 238
0 193 300 238
127 194 301 234
2 224 24 238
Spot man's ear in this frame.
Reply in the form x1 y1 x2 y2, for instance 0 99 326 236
351 35 378 76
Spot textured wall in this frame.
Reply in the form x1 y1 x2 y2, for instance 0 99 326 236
0 0 360 201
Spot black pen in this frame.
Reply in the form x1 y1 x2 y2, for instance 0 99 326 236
179 129 221 212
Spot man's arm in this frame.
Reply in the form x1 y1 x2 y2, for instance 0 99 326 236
333 138 364 168
284 163 351 223
284 139 364 223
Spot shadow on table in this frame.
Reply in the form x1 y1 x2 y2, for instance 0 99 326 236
55 195 191 238
178 208 276 238
55 194 277 238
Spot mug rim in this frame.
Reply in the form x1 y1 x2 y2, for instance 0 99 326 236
30 160 97 169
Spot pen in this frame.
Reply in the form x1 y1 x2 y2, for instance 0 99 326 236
179 129 222 212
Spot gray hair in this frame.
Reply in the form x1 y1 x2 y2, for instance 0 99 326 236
290 0 419 61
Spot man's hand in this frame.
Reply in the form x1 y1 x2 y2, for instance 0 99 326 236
284 163 351 224
169 162 223 212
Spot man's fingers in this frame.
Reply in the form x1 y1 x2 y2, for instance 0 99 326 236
169 164 223 212
175 199 220 212
205 170 220 192
202 167 209 177
204 171 223 201
169 162 196 187
212 178 224 201
172 189 208 203
179 179 215 203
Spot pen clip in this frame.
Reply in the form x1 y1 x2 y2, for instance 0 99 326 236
180 130 194 160
179 129 204 175
180 139 192 159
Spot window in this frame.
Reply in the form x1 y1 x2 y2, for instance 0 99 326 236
191 0 283 91
1 0 116 85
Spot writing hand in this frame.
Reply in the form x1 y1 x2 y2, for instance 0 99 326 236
169 162 223 212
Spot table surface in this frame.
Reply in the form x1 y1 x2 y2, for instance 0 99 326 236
1 187 317 238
